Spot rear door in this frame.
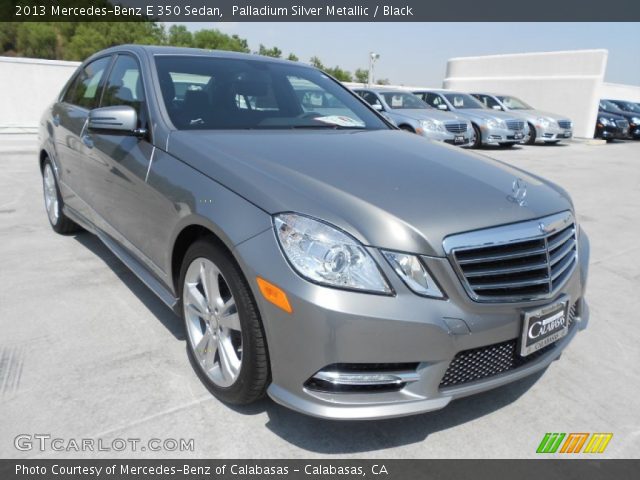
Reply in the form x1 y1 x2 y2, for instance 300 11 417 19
52 56 113 219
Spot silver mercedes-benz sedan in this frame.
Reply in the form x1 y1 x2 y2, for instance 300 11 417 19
352 87 473 146
413 89 527 148
471 93 573 145
39 46 589 420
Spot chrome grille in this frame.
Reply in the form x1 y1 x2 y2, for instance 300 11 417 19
616 120 629 129
445 122 468 134
558 120 572 129
439 300 579 388
506 120 525 131
444 212 578 302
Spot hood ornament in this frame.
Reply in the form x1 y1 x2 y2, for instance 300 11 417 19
508 178 527 206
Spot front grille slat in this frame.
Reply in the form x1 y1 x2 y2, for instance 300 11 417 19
558 120 572 129
506 120 525 131
457 245 547 264
445 122 467 133
439 300 579 388
448 214 577 302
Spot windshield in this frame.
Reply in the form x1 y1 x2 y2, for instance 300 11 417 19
380 92 428 109
443 93 484 109
611 101 640 113
155 56 388 130
497 95 532 110
600 100 624 113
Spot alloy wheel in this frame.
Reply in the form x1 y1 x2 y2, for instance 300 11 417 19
43 164 59 225
183 257 243 388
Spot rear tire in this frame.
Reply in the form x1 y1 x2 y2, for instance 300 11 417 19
179 239 269 405
470 124 482 149
525 123 537 145
42 158 81 234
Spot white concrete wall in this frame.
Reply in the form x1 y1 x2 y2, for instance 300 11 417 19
443 50 609 138
0 56 80 134
600 82 640 103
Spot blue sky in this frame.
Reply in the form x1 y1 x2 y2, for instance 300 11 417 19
172 22 640 86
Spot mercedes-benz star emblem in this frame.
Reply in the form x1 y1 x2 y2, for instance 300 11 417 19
508 178 527 206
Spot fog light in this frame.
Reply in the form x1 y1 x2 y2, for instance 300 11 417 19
305 363 420 393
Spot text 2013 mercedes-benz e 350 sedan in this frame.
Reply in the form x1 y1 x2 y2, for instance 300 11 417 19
39 46 589 419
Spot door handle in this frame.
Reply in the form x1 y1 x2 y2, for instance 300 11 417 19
52 114 60 127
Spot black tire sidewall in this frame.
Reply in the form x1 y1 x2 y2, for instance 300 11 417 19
471 124 482 148
526 123 537 145
179 239 269 404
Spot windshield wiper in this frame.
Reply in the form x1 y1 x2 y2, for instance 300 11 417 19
291 124 366 130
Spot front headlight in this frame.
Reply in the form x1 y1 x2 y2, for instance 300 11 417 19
274 213 391 294
420 119 445 132
382 251 444 298
486 118 506 129
599 117 611 126
537 117 550 128
631 117 640 124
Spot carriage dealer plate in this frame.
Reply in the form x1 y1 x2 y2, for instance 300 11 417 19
519 297 569 356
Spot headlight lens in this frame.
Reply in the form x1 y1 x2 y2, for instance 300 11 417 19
537 117 550 128
631 117 640 124
599 117 610 126
486 118 506 129
382 251 444 298
420 119 445 132
274 213 391 294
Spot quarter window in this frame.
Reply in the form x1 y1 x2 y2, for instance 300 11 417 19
64 56 111 109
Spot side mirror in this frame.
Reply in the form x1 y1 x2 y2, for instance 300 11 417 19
492 105 503 110
437 104 448 111
88 106 144 136
372 103 383 111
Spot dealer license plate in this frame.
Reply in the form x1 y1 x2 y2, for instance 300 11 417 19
519 298 569 356
454 135 466 144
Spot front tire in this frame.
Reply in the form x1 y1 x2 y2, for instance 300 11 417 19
42 159 81 234
525 123 537 145
179 239 269 405
470 124 482 149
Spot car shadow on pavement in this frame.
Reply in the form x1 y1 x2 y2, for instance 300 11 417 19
73 232 184 341
254 372 544 454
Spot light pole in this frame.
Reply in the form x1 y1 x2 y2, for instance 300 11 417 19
368 52 380 86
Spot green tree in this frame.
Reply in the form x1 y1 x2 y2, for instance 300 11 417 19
63 22 165 60
309 56 325 70
354 68 369 83
167 25 193 47
325 66 353 82
376 78 391 85
257 44 282 58
15 23 59 59
0 22 18 54
286 53 299 62
193 29 249 52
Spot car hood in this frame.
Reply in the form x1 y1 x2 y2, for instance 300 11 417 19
390 109 467 123
451 108 518 123
507 109 571 122
168 129 572 256
598 110 627 121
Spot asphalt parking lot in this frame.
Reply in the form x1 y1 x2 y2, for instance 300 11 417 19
1 137 639 459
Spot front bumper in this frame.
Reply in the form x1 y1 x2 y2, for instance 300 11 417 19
597 124 629 140
421 129 471 146
233 226 590 420
535 125 573 142
480 125 525 145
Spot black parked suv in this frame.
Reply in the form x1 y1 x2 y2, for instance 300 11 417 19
604 99 640 139
599 100 639 139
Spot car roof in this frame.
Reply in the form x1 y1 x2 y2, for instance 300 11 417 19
87 44 310 68
356 87 415 94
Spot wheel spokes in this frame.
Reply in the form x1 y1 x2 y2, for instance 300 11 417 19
200 261 222 309
195 331 217 370
217 334 241 381
218 298 241 331
185 282 208 318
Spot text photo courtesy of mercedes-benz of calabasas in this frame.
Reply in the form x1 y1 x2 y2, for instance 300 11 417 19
39 45 589 420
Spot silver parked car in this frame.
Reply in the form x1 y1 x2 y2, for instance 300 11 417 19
414 89 527 148
40 46 589 420
353 87 473 146
472 93 573 145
